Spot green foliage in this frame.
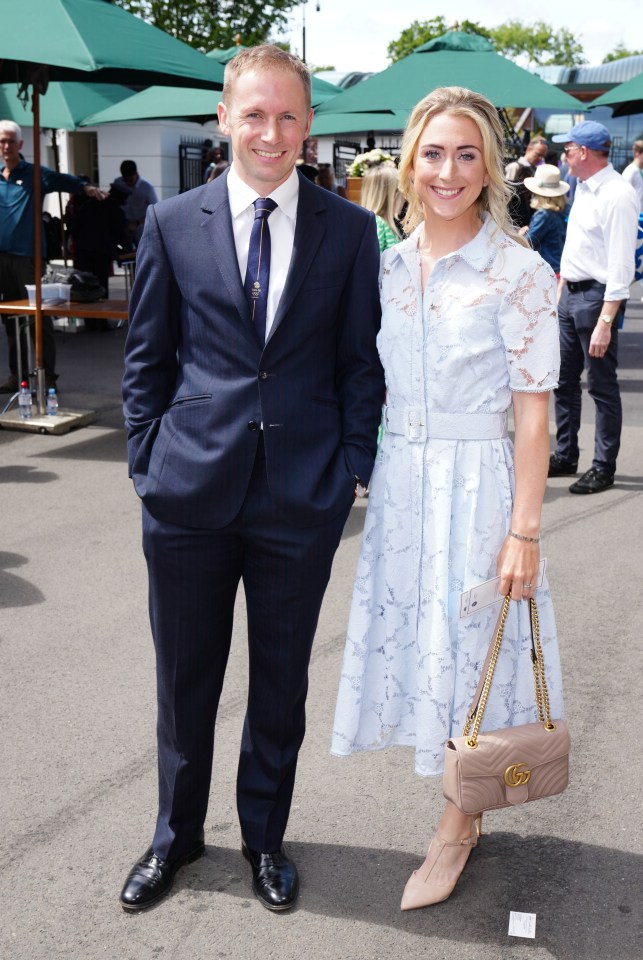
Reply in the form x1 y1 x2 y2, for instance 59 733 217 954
602 42 643 63
387 17 490 63
489 20 586 68
387 17 587 68
111 0 299 52
311 65 336 74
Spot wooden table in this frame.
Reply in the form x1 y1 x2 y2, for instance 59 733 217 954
0 298 128 433
0 298 128 321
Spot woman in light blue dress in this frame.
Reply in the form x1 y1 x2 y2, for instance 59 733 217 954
332 87 564 910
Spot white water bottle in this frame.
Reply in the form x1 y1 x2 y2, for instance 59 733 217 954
46 388 59 416
18 381 32 420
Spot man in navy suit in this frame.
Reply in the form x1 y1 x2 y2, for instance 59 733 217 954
120 45 383 913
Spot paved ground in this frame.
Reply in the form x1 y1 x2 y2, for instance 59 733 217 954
1 280 641 960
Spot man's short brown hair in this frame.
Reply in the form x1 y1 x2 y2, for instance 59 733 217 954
633 140 643 155
222 45 312 109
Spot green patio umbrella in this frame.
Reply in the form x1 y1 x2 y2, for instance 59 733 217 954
311 110 408 137
314 30 584 130
0 0 223 411
81 50 341 125
589 73 643 117
81 72 340 126
0 82 134 131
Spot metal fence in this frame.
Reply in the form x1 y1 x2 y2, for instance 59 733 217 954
179 138 209 193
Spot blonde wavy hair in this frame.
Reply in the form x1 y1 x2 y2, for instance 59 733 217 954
360 165 402 238
398 86 527 247
530 193 567 213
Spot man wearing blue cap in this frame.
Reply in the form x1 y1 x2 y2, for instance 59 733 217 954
548 121 639 494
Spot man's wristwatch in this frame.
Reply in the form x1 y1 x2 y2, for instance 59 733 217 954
598 313 614 325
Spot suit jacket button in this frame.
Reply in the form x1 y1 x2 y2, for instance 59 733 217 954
259 371 268 380
247 420 259 431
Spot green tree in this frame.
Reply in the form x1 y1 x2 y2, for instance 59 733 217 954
603 42 643 63
490 20 586 68
111 1 299 52
387 17 491 63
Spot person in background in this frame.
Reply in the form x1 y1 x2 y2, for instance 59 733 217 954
360 165 403 251
114 160 158 245
0 119 105 393
332 86 563 911
621 140 643 213
548 121 639 494
66 180 133 330
294 160 318 182
205 160 229 184
203 145 225 184
316 163 347 198
520 164 569 275
505 136 549 228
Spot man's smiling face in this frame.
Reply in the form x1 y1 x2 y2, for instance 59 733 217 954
217 68 313 195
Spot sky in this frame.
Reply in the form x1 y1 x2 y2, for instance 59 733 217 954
281 1 636 73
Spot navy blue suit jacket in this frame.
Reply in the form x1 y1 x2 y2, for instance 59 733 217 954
122 170 384 529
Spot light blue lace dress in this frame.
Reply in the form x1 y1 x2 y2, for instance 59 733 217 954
332 217 564 777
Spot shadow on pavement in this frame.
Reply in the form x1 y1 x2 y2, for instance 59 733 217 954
175 836 640 959
0 552 45 608
33 428 127 463
0 465 59 484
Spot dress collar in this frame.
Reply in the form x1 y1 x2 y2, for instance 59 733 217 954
391 214 500 275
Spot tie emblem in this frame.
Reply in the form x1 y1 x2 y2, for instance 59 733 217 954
244 197 278 343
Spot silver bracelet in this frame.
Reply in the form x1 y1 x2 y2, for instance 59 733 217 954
509 530 540 544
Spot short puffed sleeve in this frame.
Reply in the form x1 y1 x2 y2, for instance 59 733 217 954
497 254 560 392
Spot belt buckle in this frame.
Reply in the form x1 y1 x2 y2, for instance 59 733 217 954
405 406 426 442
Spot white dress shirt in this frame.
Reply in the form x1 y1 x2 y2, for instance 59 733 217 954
621 160 643 213
560 163 639 301
226 164 299 341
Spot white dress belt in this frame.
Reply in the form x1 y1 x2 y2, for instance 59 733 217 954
382 405 509 442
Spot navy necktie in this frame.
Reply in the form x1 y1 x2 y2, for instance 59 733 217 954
244 197 278 344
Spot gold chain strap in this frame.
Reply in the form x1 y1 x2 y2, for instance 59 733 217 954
462 596 555 749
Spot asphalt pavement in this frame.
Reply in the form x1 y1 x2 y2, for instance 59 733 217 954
1 278 641 960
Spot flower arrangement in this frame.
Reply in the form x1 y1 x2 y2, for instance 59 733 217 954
347 148 396 178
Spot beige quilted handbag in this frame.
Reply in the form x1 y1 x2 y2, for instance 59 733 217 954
443 596 570 815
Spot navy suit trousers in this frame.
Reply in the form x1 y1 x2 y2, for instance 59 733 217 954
142 437 352 860
554 283 623 475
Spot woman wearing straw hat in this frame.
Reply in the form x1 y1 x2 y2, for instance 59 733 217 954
520 164 569 275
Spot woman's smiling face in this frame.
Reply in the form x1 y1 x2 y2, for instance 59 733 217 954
412 111 489 229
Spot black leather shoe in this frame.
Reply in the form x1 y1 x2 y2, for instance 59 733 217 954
569 467 614 495
548 453 578 477
242 841 299 911
119 833 205 911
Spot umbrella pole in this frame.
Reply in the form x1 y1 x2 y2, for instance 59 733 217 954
32 86 46 414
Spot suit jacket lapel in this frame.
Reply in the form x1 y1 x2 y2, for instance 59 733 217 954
267 174 327 344
200 173 251 329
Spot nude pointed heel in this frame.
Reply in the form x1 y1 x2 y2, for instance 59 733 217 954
475 813 483 838
400 821 480 911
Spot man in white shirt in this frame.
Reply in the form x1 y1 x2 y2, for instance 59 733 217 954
549 121 639 494
621 140 643 213
120 45 383 914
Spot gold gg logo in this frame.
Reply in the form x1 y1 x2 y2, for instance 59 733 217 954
504 763 531 787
